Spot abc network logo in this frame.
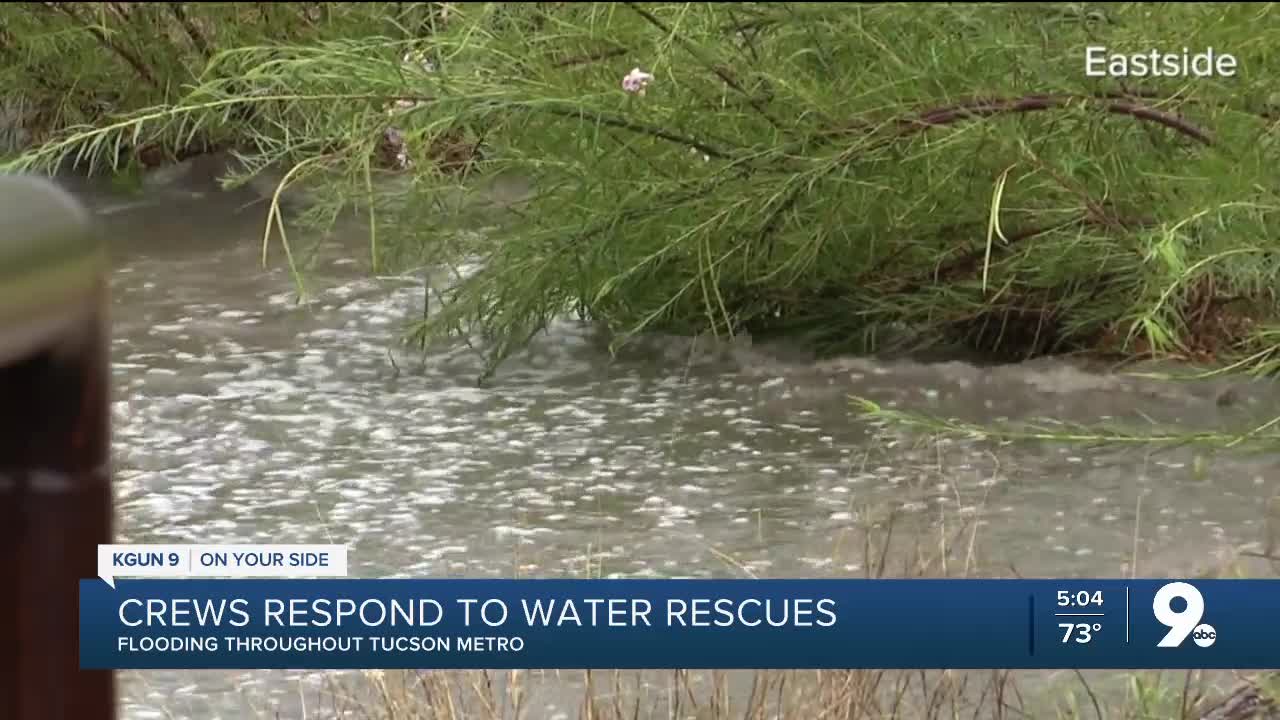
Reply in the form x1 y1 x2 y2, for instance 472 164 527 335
1153 582 1216 648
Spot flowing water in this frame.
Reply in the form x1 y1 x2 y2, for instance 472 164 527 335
54 160 1280 719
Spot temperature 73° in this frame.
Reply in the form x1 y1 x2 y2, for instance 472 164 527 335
1060 622 1101 644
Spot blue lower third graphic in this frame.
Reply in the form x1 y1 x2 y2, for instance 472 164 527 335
79 579 1276 669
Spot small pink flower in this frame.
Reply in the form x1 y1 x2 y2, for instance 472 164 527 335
622 67 654 95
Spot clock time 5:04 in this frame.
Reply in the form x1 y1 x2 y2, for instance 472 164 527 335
1057 590 1103 608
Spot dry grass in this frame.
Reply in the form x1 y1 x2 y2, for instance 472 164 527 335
192 502 1278 720
293 508 1020 720
311 667 1025 720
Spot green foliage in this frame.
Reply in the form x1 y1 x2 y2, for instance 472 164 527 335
0 3 402 155
6 3 1280 381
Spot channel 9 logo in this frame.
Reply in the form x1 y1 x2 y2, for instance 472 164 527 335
1153 582 1216 648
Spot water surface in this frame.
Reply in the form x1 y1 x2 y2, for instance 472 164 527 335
69 168 1278 719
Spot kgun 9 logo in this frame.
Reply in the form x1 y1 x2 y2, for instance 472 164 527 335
1153 582 1216 648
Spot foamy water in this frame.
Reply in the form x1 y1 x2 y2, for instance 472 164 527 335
65 170 1279 719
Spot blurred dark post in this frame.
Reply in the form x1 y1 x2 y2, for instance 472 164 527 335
0 176 114 720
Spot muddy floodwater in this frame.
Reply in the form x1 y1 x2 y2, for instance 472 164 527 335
58 163 1280 719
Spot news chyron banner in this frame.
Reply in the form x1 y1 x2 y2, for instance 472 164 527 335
85 544 1258 669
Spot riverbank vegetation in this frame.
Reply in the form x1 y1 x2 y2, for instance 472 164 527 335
5 3 1280 383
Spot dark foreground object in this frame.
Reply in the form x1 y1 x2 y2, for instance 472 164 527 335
0 176 114 719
